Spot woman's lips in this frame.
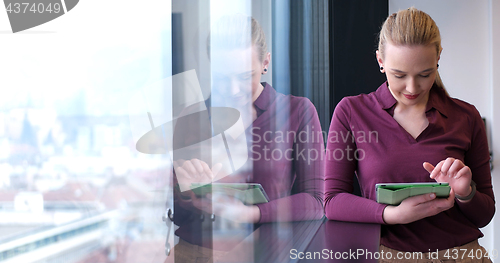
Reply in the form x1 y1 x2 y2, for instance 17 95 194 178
403 94 419 100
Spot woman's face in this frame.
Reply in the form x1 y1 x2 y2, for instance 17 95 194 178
377 43 440 108
211 46 269 109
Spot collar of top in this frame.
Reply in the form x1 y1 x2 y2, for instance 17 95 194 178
253 82 276 112
375 81 448 118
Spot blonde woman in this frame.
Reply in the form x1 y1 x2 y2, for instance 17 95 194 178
325 7 494 262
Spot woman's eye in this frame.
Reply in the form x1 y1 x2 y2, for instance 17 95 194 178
420 74 431 78
394 75 405 79
239 75 252 81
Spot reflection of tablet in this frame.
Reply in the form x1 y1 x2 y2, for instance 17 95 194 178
376 182 450 205
190 183 270 205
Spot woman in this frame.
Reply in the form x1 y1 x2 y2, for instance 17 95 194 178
169 15 324 262
325 7 494 262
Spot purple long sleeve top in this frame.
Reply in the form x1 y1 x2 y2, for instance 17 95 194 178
174 83 324 246
325 82 495 252
251 83 324 222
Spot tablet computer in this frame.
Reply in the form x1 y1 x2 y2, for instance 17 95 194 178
376 182 450 205
190 183 270 205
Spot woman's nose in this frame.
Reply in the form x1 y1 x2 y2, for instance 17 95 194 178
406 78 419 94
229 79 241 95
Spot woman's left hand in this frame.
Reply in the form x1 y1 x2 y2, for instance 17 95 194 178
191 192 261 223
423 158 472 202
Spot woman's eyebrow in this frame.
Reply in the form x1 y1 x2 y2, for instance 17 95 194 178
389 68 435 74
420 68 435 73
237 70 254 76
389 68 405 73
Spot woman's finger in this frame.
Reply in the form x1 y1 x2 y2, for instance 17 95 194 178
430 188 454 210
200 161 214 179
440 158 455 175
191 159 205 173
183 161 197 175
448 159 463 177
430 160 445 179
423 162 435 174
419 189 454 215
454 165 471 180
176 167 192 179
403 192 436 206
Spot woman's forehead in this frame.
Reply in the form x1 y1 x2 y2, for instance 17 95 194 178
383 43 437 69
383 42 438 57
211 47 259 74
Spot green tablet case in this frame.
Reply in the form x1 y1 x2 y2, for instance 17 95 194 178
376 182 450 205
190 183 270 205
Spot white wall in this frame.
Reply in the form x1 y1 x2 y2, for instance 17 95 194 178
490 0 500 251
390 0 498 253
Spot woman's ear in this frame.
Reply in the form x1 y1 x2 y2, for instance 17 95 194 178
376 50 384 72
263 52 271 69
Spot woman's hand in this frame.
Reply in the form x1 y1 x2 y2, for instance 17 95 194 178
174 159 260 223
383 189 455 224
423 158 473 202
174 159 222 192
191 193 261 223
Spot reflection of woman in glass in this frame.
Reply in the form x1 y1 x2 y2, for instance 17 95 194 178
170 16 324 262
325 8 494 262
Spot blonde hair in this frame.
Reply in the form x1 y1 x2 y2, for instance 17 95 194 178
378 7 447 94
208 15 268 62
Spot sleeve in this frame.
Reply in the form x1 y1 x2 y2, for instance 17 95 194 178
256 99 325 222
455 107 495 228
324 98 387 224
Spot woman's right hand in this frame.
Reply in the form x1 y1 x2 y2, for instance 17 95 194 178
174 159 222 193
382 188 455 224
